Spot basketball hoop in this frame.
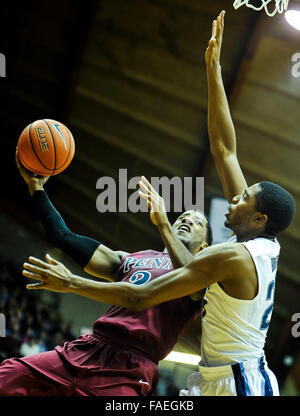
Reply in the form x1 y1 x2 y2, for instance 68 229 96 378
233 0 290 17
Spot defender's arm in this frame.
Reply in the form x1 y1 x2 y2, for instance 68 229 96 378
23 243 251 310
206 11 248 202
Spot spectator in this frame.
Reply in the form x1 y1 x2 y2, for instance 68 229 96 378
20 331 41 356
37 330 51 352
0 262 75 363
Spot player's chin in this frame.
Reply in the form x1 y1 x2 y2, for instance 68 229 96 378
176 234 190 247
175 230 188 239
224 219 232 229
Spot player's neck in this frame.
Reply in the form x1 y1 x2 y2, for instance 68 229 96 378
235 231 273 242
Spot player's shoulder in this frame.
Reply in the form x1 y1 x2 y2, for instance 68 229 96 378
203 241 252 272
199 240 245 257
115 250 129 259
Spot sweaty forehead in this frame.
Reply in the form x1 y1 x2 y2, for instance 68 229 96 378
247 183 261 198
177 210 207 223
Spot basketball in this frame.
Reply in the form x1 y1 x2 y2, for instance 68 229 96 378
17 119 75 176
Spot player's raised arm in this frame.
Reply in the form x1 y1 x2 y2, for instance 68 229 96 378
205 11 248 202
138 176 194 268
16 151 127 282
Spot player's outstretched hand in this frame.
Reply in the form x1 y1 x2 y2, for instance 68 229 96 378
138 176 169 227
205 10 225 68
23 254 73 293
16 148 50 195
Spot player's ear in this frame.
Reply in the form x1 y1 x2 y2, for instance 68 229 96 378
253 213 268 226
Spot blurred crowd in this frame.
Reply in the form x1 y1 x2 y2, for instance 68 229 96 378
154 371 180 396
0 261 180 395
0 261 75 362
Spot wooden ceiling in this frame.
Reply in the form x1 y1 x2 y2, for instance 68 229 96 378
0 0 299 389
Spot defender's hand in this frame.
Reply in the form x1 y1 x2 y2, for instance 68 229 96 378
205 11 225 67
16 149 50 195
23 254 73 293
138 176 169 227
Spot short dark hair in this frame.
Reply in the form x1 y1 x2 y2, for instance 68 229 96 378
255 181 296 237
203 212 213 246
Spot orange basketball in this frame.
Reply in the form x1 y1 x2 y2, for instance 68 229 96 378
17 119 75 176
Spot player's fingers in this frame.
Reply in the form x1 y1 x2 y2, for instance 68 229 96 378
220 15 225 41
139 176 150 192
212 19 217 38
138 191 161 212
45 254 59 266
26 282 46 290
138 190 155 210
219 11 225 40
216 16 221 39
28 256 50 269
141 176 151 188
139 191 159 210
217 11 225 38
138 189 151 201
23 262 48 277
15 150 27 174
139 181 159 201
15 150 22 169
140 177 158 196
22 269 46 281
139 180 150 195
221 10 225 28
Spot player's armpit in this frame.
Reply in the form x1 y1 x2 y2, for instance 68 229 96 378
218 243 259 300
190 288 207 302
84 245 128 282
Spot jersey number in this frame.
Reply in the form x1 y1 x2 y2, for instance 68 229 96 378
260 280 275 330
129 270 151 286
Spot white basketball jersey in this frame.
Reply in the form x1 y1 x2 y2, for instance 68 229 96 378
200 236 280 367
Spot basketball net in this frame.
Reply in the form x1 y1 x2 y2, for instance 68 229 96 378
233 0 290 17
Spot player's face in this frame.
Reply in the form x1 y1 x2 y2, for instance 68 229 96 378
172 210 209 253
225 183 264 235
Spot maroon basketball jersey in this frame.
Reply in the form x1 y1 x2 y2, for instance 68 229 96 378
93 250 202 362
